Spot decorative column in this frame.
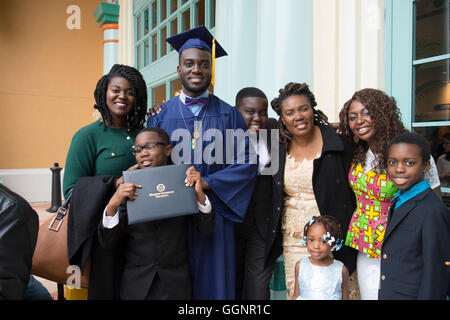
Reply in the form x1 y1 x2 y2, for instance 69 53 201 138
94 1 120 74
313 0 385 122
215 0 313 119
214 0 258 105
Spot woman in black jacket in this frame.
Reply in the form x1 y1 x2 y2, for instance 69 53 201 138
264 82 356 300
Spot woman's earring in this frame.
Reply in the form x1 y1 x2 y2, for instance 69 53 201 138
353 135 359 143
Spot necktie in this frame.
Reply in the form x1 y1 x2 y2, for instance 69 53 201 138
185 97 208 108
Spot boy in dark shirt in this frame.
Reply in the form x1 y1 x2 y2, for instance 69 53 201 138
99 127 214 300
379 132 449 300
234 87 277 300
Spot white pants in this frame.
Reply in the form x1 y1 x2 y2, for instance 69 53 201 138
357 252 380 300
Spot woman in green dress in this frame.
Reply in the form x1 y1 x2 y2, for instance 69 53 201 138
63 64 148 198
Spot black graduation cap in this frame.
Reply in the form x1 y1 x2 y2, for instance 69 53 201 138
166 25 227 85
166 25 228 58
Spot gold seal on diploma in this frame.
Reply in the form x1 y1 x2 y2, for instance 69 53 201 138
149 183 175 199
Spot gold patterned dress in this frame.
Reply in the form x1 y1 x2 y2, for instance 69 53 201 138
281 153 321 300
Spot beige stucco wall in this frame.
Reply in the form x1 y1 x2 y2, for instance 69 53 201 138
0 0 103 169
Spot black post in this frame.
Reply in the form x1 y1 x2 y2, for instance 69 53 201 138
57 283 65 300
47 163 63 213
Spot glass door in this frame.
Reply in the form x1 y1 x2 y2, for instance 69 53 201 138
412 0 450 194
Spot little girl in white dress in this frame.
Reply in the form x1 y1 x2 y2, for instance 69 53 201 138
293 216 349 300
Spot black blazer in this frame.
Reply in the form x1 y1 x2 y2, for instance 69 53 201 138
0 184 39 300
67 175 123 300
265 124 357 273
237 118 277 240
379 188 450 300
98 203 215 300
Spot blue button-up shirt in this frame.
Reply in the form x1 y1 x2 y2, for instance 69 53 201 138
392 180 430 210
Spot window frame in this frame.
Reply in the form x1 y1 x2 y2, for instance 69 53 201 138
134 0 216 107
385 0 450 193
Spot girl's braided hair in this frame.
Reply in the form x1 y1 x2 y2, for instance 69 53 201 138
94 64 148 131
270 82 329 144
302 215 343 251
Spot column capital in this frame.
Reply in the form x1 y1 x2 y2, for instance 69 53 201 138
94 2 120 27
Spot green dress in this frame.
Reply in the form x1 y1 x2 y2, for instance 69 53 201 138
63 120 139 198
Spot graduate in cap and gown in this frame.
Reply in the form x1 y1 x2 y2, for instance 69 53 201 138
147 25 258 299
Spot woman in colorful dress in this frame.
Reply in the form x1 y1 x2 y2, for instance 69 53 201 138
338 88 441 300
265 82 357 300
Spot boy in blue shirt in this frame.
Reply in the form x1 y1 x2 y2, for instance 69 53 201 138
379 132 449 300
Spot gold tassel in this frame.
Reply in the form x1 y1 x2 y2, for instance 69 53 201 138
211 37 216 86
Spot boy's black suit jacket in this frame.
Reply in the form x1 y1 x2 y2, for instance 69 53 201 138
98 200 215 300
379 188 450 300
236 118 277 241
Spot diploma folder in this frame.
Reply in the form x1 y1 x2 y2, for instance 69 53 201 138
123 164 198 225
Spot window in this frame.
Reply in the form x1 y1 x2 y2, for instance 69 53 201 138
135 0 216 68
153 83 167 106
413 0 450 124
134 0 216 109
195 0 205 27
386 0 450 194
412 0 450 193
182 7 190 32
171 77 182 97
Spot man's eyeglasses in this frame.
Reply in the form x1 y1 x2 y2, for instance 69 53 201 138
132 142 166 155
